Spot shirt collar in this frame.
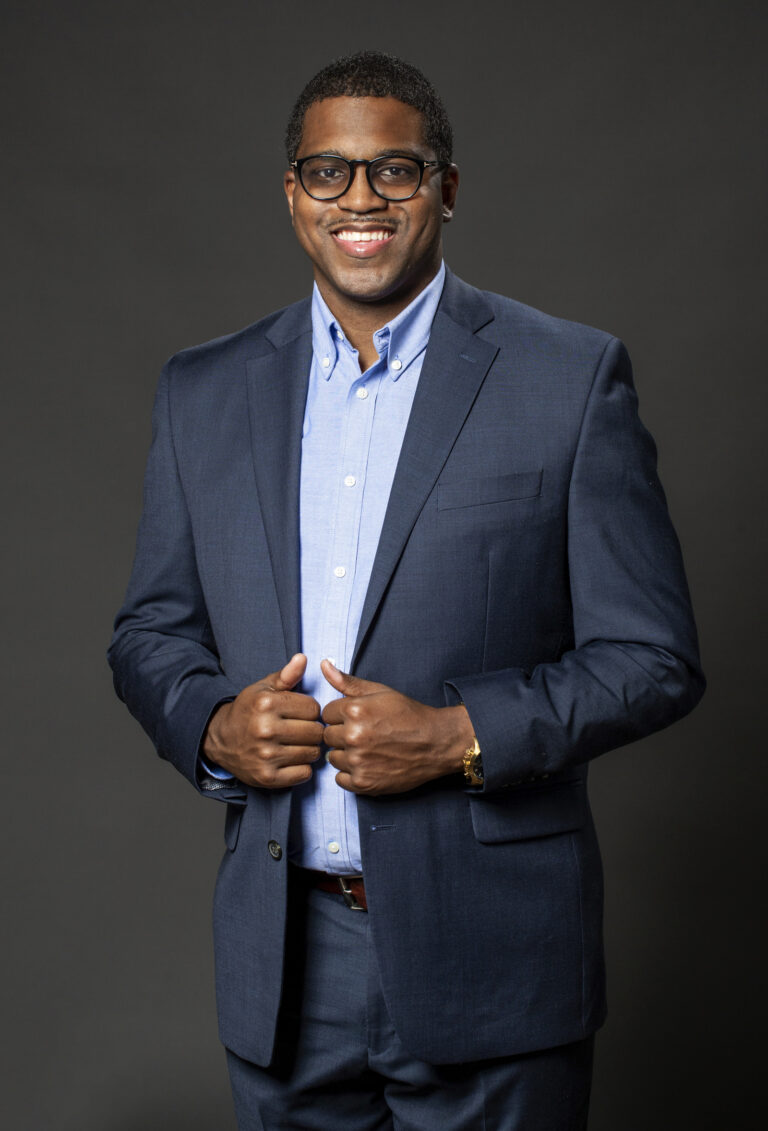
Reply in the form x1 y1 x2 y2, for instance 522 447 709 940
311 261 446 381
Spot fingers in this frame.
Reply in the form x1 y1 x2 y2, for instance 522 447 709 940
245 685 321 722
329 759 381 796
320 659 385 697
270 652 308 692
241 738 322 789
321 699 343 726
272 743 323 765
321 694 366 726
333 771 356 793
243 762 316 790
321 722 346 749
285 692 323 720
279 719 325 747
277 765 316 787
248 713 324 748
320 658 349 693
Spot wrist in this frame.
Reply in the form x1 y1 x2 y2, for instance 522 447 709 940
202 700 233 769
438 704 475 774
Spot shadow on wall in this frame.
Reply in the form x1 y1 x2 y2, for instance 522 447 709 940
77 1096 237 1131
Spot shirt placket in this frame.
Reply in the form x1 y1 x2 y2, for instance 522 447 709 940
318 344 384 872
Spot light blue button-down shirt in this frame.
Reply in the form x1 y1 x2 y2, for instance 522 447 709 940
291 262 445 874
206 263 445 875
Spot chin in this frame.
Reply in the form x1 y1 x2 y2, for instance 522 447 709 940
330 270 399 304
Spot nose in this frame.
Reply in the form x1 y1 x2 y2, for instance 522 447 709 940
338 164 386 212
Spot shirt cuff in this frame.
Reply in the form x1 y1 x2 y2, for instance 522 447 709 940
199 755 234 780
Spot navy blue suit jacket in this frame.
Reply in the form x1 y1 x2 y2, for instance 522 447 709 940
109 270 704 1066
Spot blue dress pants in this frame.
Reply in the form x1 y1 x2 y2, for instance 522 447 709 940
226 879 594 1130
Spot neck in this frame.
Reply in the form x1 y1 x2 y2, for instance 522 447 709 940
315 265 441 372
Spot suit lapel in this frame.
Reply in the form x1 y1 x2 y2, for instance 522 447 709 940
245 302 312 658
351 275 498 668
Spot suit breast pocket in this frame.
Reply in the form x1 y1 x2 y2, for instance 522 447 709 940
436 469 542 511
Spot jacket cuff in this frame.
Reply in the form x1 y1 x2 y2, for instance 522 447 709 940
444 671 548 792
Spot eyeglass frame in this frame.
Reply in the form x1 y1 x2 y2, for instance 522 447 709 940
289 153 449 202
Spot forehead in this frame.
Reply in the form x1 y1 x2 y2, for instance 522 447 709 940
298 96 430 158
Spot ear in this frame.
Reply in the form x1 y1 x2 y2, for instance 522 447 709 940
441 163 459 222
284 168 296 222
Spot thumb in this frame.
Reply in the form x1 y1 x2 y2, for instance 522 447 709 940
320 658 383 697
270 652 307 692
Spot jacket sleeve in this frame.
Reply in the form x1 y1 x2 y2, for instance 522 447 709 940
445 337 705 791
107 365 245 801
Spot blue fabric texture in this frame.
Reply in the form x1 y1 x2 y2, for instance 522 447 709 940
226 883 594 1130
108 270 704 1067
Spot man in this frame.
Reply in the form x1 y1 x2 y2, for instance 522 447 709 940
109 51 704 1129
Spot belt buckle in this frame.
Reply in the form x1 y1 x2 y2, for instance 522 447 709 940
337 875 365 911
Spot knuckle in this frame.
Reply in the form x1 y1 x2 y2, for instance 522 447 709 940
347 723 365 746
346 701 363 721
254 690 275 714
253 714 275 741
350 770 370 792
259 765 277 787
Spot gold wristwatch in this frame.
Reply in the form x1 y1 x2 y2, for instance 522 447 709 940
462 736 484 786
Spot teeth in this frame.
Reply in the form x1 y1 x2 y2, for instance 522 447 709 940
335 230 392 242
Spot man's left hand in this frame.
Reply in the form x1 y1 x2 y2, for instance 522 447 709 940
320 660 474 795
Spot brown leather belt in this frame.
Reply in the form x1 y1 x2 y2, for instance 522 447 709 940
301 869 368 911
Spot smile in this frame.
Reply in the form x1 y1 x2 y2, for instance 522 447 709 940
330 228 396 259
333 229 394 242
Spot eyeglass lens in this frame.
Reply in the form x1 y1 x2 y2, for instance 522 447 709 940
300 156 422 200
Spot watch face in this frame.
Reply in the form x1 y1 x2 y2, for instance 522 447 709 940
464 754 483 784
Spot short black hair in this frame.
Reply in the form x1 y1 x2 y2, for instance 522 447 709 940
285 51 453 165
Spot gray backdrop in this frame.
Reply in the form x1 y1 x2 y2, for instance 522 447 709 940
3 1 765 1127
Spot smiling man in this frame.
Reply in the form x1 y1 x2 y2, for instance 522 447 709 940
109 52 704 1129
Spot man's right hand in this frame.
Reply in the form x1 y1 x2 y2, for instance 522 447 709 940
202 653 323 788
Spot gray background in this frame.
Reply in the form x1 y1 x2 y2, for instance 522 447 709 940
2 0 765 1127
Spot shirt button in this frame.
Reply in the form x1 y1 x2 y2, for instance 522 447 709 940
328 841 340 854
356 386 368 399
267 840 282 860
335 329 344 340
322 356 331 368
344 475 356 487
334 566 346 578
391 358 402 371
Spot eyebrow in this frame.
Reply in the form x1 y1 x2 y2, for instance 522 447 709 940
305 147 428 160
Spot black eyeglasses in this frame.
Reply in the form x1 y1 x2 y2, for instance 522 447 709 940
290 154 447 202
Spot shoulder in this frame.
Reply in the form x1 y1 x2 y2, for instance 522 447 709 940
162 297 312 387
442 270 617 362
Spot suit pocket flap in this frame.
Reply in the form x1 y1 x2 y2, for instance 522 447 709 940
437 469 542 510
469 780 586 843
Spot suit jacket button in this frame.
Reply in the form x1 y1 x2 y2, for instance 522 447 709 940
268 840 282 860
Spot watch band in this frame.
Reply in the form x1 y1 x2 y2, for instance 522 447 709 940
462 736 484 786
